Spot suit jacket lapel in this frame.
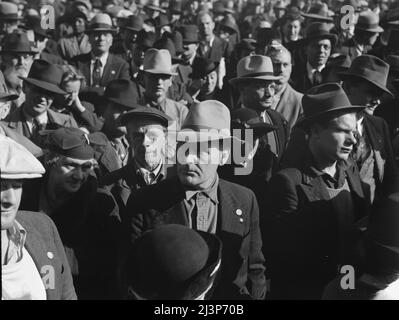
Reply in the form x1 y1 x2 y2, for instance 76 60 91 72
102 54 113 86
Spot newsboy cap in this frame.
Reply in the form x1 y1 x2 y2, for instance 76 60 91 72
120 106 172 127
0 135 45 179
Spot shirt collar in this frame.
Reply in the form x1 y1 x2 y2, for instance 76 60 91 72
135 159 164 184
91 51 109 67
5 220 27 264
306 61 325 80
185 174 219 204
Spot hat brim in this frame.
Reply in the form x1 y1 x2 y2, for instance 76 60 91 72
2 173 43 179
177 129 243 143
19 77 67 95
122 26 142 32
299 34 338 47
0 48 36 55
0 92 19 101
301 13 333 22
107 97 137 110
87 28 117 34
338 72 394 97
120 109 171 126
143 69 177 76
229 75 282 87
296 105 366 128
356 26 384 33
145 5 166 14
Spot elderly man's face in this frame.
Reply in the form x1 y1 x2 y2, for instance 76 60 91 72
127 119 166 171
177 141 228 190
1 179 22 230
311 113 357 163
89 31 113 55
240 80 276 111
283 19 301 41
23 84 54 117
143 73 172 103
49 156 93 194
306 39 331 68
271 51 292 88
2 52 33 75
198 13 215 38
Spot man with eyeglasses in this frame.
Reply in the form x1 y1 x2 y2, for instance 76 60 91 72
19 127 125 300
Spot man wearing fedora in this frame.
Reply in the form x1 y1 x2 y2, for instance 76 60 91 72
339 54 398 204
291 22 337 93
5 59 78 147
127 100 267 300
340 11 384 61
72 13 130 106
101 106 173 224
139 48 188 130
0 1 21 37
265 83 369 299
229 54 290 183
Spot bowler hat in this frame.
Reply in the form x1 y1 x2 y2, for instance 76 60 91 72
296 83 365 128
177 100 242 143
302 22 337 46
46 127 94 160
170 0 182 14
213 1 226 15
120 105 172 127
19 60 67 95
180 25 199 44
231 108 277 136
0 135 45 180
191 57 219 79
356 11 384 33
143 48 177 76
127 224 222 300
229 55 281 87
339 55 393 97
0 2 22 21
86 13 116 34
281 6 304 23
0 32 36 55
104 79 139 109
122 15 144 32
301 2 333 22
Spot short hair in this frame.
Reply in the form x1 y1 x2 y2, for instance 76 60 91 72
42 150 63 169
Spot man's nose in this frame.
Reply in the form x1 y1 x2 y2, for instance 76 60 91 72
184 153 199 164
2 188 16 205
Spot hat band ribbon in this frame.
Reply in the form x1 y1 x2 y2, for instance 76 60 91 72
357 22 380 29
0 13 19 19
239 71 275 78
89 23 114 30
182 124 230 133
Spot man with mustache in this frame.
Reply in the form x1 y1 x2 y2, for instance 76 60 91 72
265 83 370 299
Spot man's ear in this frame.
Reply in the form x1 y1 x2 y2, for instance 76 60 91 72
219 147 230 166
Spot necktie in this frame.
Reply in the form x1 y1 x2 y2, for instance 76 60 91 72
312 69 322 85
92 58 102 87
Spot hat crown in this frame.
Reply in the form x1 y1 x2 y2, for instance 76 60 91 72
348 54 390 87
191 57 218 79
182 100 231 132
308 2 329 16
306 22 332 38
104 79 139 107
180 24 199 43
88 13 114 31
0 2 18 15
1 32 33 53
143 48 173 74
124 14 144 30
236 55 275 78
25 59 64 88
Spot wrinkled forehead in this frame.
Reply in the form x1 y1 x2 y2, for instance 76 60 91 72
126 119 166 133
60 156 94 166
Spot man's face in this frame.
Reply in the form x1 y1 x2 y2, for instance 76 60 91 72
201 70 218 95
283 19 301 41
198 13 215 38
1 52 33 75
306 38 331 68
1 179 22 230
143 73 172 102
366 31 379 46
133 44 148 66
23 84 54 117
89 31 113 55
343 80 383 115
124 30 139 50
312 113 357 162
177 141 226 190
240 80 276 111
0 21 19 34
49 156 93 194
182 43 198 64
61 80 81 107
127 119 166 171
74 17 86 34
0 100 11 120
271 51 292 87
103 102 128 137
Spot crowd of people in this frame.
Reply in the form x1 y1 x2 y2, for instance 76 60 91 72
1 0 399 300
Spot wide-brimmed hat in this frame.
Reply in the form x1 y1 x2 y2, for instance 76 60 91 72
0 2 22 21
19 59 67 95
104 79 139 109
301 2 333 22
301 22 337 46
229 55 281 87
177 100 242 143
356 11 384 33
339 54 393 97
127 224 222 300
231 108 277 136
0 135 45 180
0 32 36 55
86 13 117 34
120 105 172 127
296 83 365 128
143 48 177 76
122 14 144 32
191 57 219 79
180 24 199 44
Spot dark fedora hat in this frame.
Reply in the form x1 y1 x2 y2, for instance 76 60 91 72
0 2 22 21
323 54 352 73
339 54 393 97
19 59 66 95
297 83 365 128
180 24 199 44
170 0 182 14
104 79 139 109
219 15 239 34
121 14 144 32
191 57 219 79
255 27 281 48
301 2 333 22
127 224 222 300
154 36 184 64
120 105 172 127
302 22 337 46
155 13 170 29
136 30 157 49
231 108 277 136
356 11 384 33
0 32 36 55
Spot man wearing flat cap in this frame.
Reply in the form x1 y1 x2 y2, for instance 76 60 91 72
20 127 124 299
127 100 267 300
265 83 370 299
1 135 76 300
5 59 78 147
101 106 173 223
